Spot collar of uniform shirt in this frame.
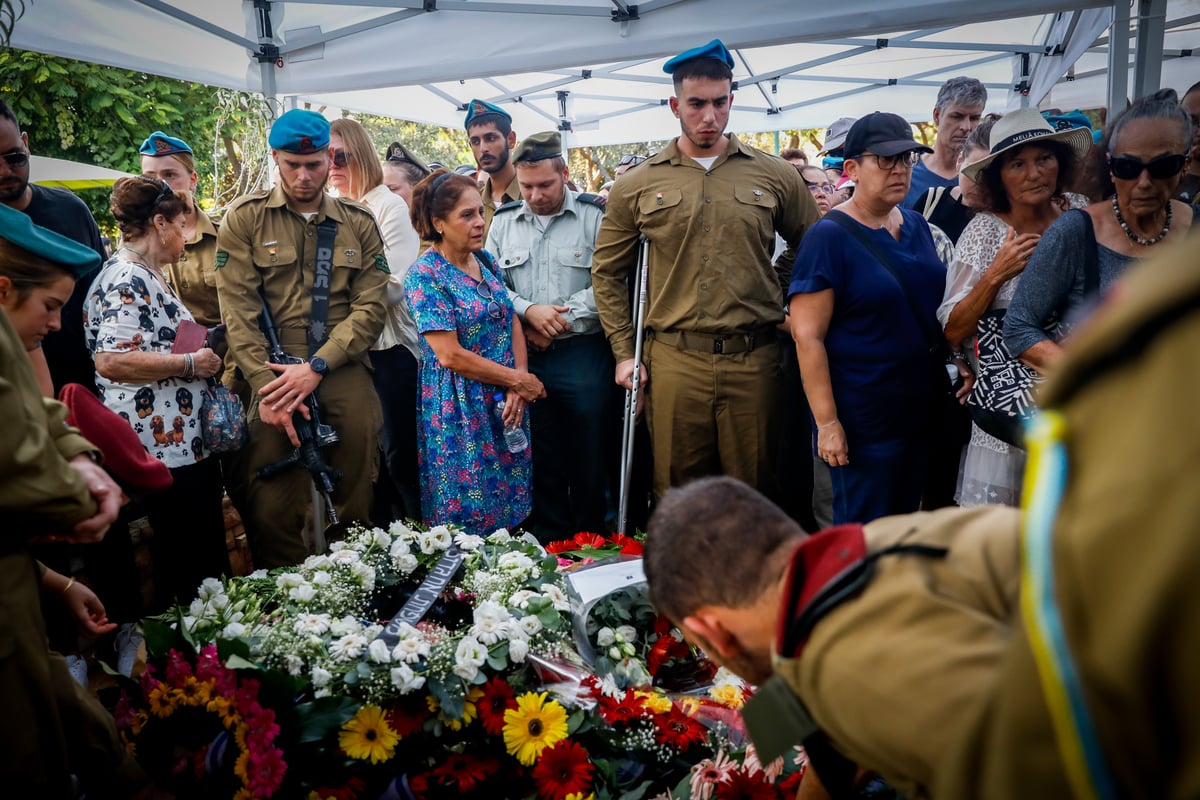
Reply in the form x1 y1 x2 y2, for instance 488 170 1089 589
652 132 752 167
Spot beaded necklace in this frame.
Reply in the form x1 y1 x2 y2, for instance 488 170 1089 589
1111 196 1171 247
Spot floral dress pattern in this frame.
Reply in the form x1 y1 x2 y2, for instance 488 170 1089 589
83 254 210 468
404 250 532 535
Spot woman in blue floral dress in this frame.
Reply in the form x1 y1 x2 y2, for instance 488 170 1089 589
404 171 545 534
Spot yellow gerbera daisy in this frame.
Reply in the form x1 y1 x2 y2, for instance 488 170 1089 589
339 704 400 764
635 690 673 714
426 686 484 731
502 691 569 766
206 695 238 729
169 676 213 707
564 794 595 800
147 683 176 718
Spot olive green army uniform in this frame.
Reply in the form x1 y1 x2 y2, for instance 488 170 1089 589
0 309 144 796
592 135 819 499
215 185 388 568
938 235 1200 800
758 505 1020 799
481 173 521 240
165 209 221 328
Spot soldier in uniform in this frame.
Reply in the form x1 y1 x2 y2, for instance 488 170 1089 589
464 98 521 237
215 110 388 569
592 39 820 501
644 475 1021 799
938 234 1200 799
485 130 612 541
0 204 146 796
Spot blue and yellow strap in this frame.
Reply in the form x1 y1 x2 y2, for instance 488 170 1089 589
1020 411 1117 800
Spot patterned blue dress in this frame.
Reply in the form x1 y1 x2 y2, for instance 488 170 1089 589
404 250 532 534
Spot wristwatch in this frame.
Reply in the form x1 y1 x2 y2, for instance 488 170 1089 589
309 356 329 376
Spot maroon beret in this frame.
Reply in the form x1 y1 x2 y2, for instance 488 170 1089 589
59 383 173 494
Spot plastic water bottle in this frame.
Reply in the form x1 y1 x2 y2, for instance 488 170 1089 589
493 392 529 453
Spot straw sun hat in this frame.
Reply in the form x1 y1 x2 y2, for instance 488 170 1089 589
960 107 1093 182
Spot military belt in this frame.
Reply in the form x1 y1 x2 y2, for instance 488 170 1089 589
650 325 777 355
534 331 605 352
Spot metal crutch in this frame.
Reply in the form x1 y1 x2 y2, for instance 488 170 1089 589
617 237 650 534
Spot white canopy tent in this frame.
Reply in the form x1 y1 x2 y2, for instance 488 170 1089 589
10 1 1198 147
28 155 135 189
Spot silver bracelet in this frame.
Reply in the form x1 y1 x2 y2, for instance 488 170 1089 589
182 353 195 380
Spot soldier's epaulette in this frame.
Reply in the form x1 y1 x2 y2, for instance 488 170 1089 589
224 189 271 214
495 199 524 214
576 192 607 210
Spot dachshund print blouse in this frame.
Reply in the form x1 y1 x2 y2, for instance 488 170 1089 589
83 252 211 468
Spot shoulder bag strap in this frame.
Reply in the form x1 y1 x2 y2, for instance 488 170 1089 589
824 209 945 355
308 216 339 357
921 185 945 220
1070 208 1101 297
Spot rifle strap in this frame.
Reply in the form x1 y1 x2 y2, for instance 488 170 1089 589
308 217 339 357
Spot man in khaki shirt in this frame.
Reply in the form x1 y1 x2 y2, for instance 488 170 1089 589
464 98 521 238
592 39 819 502
215 110 388 568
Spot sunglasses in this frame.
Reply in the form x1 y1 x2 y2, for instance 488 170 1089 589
618 154 646 167
474 278 503 320
1108 152 1188 181
863 151 921 171
330 150 351 168
1 150 30 169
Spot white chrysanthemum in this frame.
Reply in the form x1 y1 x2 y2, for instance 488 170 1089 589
393 553 419 574
517 615 543 637
541 584 571 611
487 528 512 544
303 554 333 570
330 633 369 661
497 551 534 575
221 622 246 638
713 666 743 689
198 577 223 600
508 638 529 663
371 528 391 548
389 538 412 558
616 625 637 643
289 584 317 604
329 548 360 566
507 589 539 609
294 613 332 635
454 532 484 551
471 600 512 645
276 572 305 590
284 654 305 676
328 541 347 552
330 616 363 637
391 636 430 664
596 627 616 647
311 666 332 688
310 570 332 586
391 663 426 693
367 639 392 664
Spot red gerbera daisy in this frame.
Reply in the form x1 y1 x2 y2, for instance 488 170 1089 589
478 676 518 735
598 691 647 725
386 696 431 739
572 532 608 549
430 752 500 792
545 540 576 554
647 634 690 676
610 533 643 555
309 776 366 800
652 709 708 752
713 767 778 800
531 740 594 800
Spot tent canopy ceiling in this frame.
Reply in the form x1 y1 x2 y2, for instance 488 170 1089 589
11 1 1199 147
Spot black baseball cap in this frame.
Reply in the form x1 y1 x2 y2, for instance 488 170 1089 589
843 112 932 159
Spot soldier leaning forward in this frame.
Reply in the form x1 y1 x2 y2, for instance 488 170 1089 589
215 110 388 569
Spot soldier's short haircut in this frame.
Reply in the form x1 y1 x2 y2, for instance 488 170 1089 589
515 155 566 174
645 476 802 624
468 116 513 139
672 58 733 95
935 76 988 114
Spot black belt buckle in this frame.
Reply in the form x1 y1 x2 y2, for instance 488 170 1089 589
712 337 725 354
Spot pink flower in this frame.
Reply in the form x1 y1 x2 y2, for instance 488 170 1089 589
139 662 161 693
742 744 784 781
235 678 264 718
689 750 737 800
165 649 193 684
244 746 287 796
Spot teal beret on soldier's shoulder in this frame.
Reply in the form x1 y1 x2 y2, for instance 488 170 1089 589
0 204 101 278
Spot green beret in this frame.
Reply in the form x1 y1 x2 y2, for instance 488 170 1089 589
0 204 101 278
139 131 192 157
463 98 511 130
512 131 562 164
663 38 734 74
385 142 431 176
268 109 330 154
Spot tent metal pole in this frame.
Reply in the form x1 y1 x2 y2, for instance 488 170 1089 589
1107 0 1131 115
1132 0 1167 99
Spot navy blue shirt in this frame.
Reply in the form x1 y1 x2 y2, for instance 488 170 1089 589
788 208 945 446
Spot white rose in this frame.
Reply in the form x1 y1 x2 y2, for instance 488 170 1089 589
303 554 333 570
391 663 427 693
289 584 317 604
198 577 223 600
207 594 231 614
508 638 529 663
276 572 305 589
596 627 616 647
221 622 246 638
454 635 487 674
368 639 392 664
188 599 206 617
351 561 376 589
416 531 441 554
453 661 479 682
394 553 419 574
616 625 637 643
517 615 543 637
389 538 412 558
311 666 332 688
540 584 571 611
328 541 346 552
389 520 417 539
311 570 332 586
372 528 392 548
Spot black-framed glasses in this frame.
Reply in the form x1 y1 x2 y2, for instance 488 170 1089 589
1108 152 1188 181
474 278 503 320
618 153 646 167
330 149 350 168
805 181 836 195
864 151 921 171
1 150 29 169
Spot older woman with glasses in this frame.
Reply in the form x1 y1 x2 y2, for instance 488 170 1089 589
789 113 947 524
404 170 545 534
799 165 836 215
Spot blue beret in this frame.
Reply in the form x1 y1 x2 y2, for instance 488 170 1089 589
663 38 734 74
139 131 192 157
464 98 512 130
268 109 330 154
0 204 101 279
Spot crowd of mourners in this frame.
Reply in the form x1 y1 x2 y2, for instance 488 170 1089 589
1 34 1199 797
